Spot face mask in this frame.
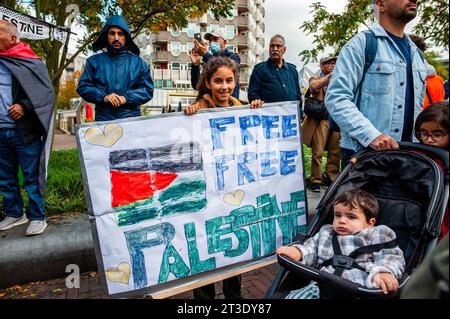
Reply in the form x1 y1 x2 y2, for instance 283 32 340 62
209 42 221 55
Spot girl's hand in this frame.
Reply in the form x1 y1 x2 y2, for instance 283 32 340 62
184 103 200 116
276 246 302 261
250 99 264 109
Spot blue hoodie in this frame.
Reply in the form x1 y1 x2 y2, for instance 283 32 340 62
77 16 154 121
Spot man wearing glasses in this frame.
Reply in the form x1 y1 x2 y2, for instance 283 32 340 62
248 35 302 107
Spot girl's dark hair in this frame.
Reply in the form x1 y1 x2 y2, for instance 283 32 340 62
196 56 238 101
414 101 449 141
332 189 379 221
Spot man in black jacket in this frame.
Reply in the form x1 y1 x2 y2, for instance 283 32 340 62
189 29 240 99
0 21 54 236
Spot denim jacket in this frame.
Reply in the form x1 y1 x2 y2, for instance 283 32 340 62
325 23 427 151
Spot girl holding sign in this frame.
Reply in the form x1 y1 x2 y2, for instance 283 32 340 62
184 56 263 115
184 56 262 299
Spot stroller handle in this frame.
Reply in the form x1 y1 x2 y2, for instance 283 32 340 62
353 142 449 173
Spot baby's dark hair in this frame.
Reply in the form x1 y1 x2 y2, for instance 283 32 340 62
414 101 449 141
196 56 238 101
332 189 379 221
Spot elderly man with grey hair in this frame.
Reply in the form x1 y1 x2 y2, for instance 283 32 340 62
0 20 55 236
248 34 302 106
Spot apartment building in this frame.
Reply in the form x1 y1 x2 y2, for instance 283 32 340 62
138 0 266 108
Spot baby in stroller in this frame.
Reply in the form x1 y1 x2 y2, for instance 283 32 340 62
277 189 405 298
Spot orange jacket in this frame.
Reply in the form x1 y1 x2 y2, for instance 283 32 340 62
423 75 445 109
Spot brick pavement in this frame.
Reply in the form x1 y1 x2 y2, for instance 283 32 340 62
0 264 280 299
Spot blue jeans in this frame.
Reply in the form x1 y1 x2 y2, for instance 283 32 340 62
0 128 45 221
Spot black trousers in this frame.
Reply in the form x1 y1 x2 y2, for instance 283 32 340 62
193 275 242 299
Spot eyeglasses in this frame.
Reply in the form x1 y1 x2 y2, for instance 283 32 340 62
416 130 448 141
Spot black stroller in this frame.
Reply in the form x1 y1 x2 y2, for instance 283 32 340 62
266 142 449 299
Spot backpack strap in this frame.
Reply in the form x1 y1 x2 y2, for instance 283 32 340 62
355 29 378 110
426 87 433 104
417 48 426 64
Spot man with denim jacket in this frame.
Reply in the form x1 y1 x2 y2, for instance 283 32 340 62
325 0 427 162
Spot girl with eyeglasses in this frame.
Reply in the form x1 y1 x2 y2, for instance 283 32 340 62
414 101 448 240
414 101 449 149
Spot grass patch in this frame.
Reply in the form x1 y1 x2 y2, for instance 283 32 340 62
302 145 327 184
44 149 86 214
1 146 323 216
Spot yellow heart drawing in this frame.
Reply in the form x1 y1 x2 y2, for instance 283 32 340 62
105 262 131 285
223 190 245 206
85 124 123 147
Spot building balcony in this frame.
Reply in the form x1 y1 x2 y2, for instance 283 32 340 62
237 0 249 12
150 51 171 63
237 35 251 49
258 21 265 33
240 53 250 67
254 11 262 22
198 14 208 27
236 16 249 30
255 28 263 39
152 69 191 81
151 31 170 44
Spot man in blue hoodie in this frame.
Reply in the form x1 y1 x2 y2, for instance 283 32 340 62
77 16 154 121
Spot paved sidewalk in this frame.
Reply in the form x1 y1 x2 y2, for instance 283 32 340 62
53 132 77 150
0 264 279 299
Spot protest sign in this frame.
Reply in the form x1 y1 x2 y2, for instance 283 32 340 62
76 101 307 297
0 4 68 43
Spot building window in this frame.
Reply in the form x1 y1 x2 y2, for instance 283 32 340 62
169 29 181 37
187 42 195 53
208 10 217 21
225 25 235 40
187 23 198 37
163 80 174 88
226 45 236 53
170 42 181 56
171 62 181 71
208 24 220 33
226 9 236 20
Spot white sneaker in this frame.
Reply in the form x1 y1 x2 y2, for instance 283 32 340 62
0 215 29 231
25 220 48 236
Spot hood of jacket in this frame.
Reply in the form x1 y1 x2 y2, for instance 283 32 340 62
92 15 140 56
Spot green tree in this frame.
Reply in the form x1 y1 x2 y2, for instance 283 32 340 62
2 0 233 97
1 0 233 147
57 70 82 110
299 0 449 63
424 51 449 79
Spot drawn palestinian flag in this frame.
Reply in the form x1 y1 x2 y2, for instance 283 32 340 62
109 142 206 226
